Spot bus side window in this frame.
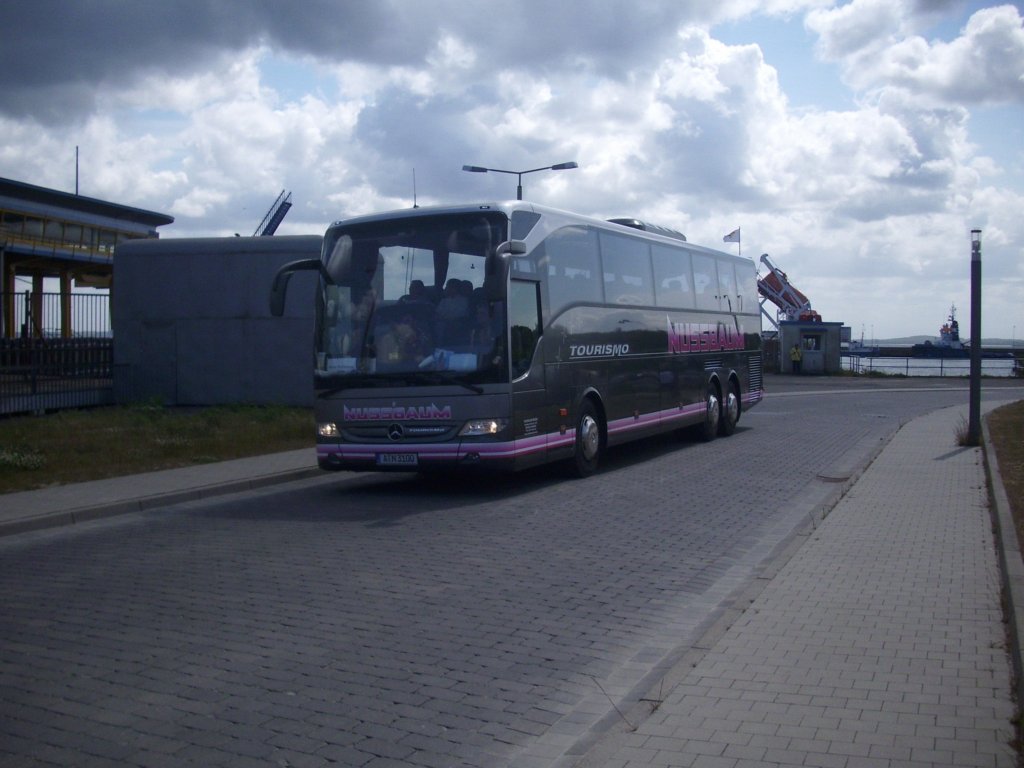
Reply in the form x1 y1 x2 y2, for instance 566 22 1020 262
652 244 694 309
736 260 759 314
509 280 542 379
692 253 720 311
544 226 601 313
599 231 653 305
716 259 737 313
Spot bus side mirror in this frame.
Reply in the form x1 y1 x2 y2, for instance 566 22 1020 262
324 234 352 284
484 240 526 301
497 240 527 256
269 258 331 316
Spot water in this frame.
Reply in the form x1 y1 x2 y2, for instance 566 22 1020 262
842 355 1020 378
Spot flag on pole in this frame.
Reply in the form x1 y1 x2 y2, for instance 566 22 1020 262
723 228 740 243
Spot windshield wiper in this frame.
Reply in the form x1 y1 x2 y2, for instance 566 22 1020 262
316 370 483 395
316 373 388 396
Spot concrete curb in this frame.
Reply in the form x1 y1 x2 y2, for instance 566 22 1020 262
0 466 323 538
983 411 1024 708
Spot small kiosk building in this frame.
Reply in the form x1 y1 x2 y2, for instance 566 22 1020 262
778 320 844 374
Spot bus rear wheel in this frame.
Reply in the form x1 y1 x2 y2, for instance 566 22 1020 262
572 400 602 477
719 381 740 437
699 383 721 442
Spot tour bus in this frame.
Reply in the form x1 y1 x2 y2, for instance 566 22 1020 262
270 202 763 477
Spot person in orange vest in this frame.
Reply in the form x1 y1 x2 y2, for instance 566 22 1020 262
790 343 803 374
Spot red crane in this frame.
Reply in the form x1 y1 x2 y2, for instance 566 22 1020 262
756 253 821 328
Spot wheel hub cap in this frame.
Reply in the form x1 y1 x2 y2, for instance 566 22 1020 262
580 415 599 460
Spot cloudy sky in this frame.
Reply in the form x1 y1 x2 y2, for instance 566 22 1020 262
1 0 1022 340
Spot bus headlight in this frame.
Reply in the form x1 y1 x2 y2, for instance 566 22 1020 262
458 419 508 437
317 422 340 438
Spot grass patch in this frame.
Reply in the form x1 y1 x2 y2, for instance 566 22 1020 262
0 405 313 494
989 401 1024 548
988 400 1024 762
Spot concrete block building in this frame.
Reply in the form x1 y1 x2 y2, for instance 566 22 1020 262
113 236 322 406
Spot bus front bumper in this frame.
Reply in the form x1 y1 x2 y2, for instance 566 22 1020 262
316 440 522 473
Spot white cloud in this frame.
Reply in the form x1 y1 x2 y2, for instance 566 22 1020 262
110 50 269 115
880 5 1024 105
0 118 78 193
806 0 907 60
809 2 1024 106
427 34 477 72
169 186 231 219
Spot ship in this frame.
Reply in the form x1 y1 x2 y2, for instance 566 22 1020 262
911 305 969 358
910 305 1016 359
847 326 880 356
847 340 880 356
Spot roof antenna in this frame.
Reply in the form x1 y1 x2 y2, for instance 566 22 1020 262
412 168 419 208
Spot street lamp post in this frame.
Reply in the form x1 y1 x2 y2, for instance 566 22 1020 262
967 229 982 446
462 161 578 200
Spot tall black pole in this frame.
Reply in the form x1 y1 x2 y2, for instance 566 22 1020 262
967 229 982 446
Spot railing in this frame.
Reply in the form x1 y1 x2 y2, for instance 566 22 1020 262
1 291 111 339
254 189 292 236
0 337 115 415
842 354 1022 378
2 230 117 262
1 292 114 414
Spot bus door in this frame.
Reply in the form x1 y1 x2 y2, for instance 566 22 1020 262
602 310 662 441
509 279 549 467
686 253 727 406
598 232 661 436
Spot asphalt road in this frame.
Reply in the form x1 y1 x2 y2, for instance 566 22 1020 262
1 377 1021 768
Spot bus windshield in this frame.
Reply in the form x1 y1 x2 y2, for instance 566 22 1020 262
316 212 509 386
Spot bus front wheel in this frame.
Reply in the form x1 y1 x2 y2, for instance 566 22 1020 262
572 400 602 477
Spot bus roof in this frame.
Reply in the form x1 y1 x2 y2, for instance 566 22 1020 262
327 201 753 264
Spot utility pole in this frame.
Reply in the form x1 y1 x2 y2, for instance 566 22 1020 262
967 230 982 446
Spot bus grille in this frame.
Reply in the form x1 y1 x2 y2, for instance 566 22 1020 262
344 424 456 442
749 355 763 392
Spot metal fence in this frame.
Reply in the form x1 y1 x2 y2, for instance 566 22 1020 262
1 290 111 339
1 292 114 415
842 354 1022 378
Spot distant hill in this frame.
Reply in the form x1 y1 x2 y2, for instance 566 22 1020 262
877 337 1020 348
880 336 931 346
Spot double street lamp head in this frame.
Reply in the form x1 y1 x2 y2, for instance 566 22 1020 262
461 161 578 200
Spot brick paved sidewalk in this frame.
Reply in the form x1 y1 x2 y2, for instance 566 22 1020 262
589 404 1017 768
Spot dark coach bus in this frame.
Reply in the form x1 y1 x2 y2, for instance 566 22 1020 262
271 202 763 477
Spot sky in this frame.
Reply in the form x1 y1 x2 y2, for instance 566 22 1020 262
1 0 1022 341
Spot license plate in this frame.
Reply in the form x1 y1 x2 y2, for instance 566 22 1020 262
377 453 418 467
